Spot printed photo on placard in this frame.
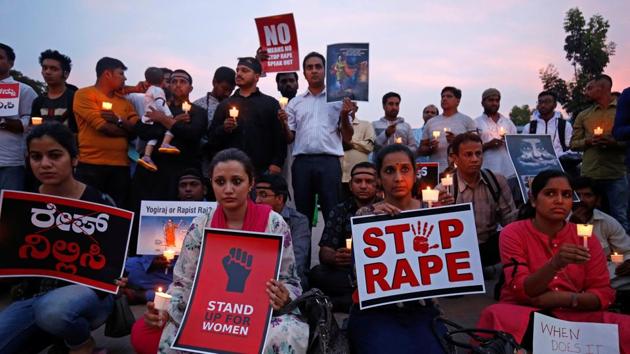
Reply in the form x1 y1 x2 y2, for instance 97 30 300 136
326 43 369 102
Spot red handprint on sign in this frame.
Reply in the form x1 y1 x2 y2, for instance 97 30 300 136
410 221 439 254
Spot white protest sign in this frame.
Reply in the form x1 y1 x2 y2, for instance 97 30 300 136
137 200 216 255
0 83 20 117
351 203 484 309
533 312 619 354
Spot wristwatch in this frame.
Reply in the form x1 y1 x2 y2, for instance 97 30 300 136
116 118 124 128
0 118 6 129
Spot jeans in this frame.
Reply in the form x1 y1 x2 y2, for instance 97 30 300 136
0 285 114 353
0 165 25 192
291 154 342 227
125 256 174 301
594 177 630 233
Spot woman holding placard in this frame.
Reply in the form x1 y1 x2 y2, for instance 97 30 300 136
0 123 116 354
138 148 307 354
477 170 630 353
347 144 448 353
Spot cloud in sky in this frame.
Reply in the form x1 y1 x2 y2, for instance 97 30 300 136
4 0 629 127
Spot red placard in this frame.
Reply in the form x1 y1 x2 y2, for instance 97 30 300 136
173 228 283 354
255 13 299 73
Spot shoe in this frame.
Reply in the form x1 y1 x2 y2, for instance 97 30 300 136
158 143 180 155
137 156 158 172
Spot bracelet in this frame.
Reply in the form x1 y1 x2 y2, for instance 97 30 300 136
570 293 579 308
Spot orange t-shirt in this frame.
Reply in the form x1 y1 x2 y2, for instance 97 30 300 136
73 86 138 166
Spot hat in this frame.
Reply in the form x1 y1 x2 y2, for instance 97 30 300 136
256 174 290 199
482 88 501 101
237 57 262 74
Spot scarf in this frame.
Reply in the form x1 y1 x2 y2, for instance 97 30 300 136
210 198 271 232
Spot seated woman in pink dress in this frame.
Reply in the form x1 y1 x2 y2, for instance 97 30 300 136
477 170 630 353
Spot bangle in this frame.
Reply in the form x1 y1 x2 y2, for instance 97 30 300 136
570 293 579 308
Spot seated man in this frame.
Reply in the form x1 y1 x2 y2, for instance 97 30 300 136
310 161 379 312
124 168 207 303
438 132 517 270
255 174 311 289
570 176 630 291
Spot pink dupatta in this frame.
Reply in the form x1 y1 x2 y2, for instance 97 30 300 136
210 199 271 232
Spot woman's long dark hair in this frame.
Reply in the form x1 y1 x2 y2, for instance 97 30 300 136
518 170 570 220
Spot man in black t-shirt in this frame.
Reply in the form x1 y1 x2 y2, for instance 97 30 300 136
30 49 77 132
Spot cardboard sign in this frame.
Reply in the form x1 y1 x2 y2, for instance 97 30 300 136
0 190 133 293
326 43 369 102
351 204 484 309
0 83 20 117
416 162 439 191
172 228 284 354
255 13 299 73
137 200 216 255
533 312 619 354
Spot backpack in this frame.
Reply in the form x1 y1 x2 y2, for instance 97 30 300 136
529 118 568 152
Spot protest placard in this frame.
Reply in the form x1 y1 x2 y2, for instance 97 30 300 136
351 203 484 309
137 200 216 255
0 82 20 117
533 312 619 354
326 43 369 102
416 162 439 191
0 190 133 293
172 228 283 354
255 13 299 73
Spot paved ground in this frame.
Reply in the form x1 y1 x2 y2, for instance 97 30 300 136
9 210 498 353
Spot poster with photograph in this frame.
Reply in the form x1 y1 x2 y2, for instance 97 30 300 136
326 43 369 102
137 201 216 255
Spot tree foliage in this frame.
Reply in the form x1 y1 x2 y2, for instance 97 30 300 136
539 8 615 118
10 69 45 96
509 105 531 127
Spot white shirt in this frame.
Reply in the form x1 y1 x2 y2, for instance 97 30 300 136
141 86 171 124
421 112 475 173
475 113 517 178
0 77 37 166
521 111 572 157
287 89 344 156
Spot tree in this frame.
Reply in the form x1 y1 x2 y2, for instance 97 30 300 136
539 8 616 118
509 105 531 127
10 69 45 96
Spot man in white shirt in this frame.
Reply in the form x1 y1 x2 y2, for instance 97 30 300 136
279 52 354 226
521 91 572 157
0 43 37 191
475 88 519 203
372 92 417 153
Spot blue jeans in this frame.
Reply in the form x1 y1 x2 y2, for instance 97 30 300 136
125 255 173 301
594 177 630 233
0 285 114 352
0 165 25 192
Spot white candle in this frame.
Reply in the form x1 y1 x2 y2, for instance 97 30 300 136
441 174 453 195
154 287 172 311
499 127 506 137
163 248 175 262
394 137 403 144
181 101 192 113
432 130 441 139
279 97 289 109
31 117 43 126
443 127 451 133
422 187 439 208
346 238 352 249
611 252 623 266
577 224 593 248
594 127 603 136
229 107 239 119
101 102 113 110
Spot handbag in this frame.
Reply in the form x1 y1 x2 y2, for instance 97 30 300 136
277 288 349 354
433 316 521 354
104 294 136 338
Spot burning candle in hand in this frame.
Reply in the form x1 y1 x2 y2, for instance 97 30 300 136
611 252 623 266
577 224 593 248
181 101 192 113
441 174 453 195
154 287 172 311
31 117 43 126
101 102 113 110
422 187 439 208
593 126 603 136
346 238 352 249
499 127 506 137
163 248 175 262
279 97 289 109
229 107 239 119
394 137 403 144
432 130 441 139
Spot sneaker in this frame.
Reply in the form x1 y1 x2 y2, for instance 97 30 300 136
158 143 180 155
137 156 158 172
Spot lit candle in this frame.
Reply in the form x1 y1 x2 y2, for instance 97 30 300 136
499 127 506 137
422 187 439 208
611 252 623 266
394 137 403 144
31 117 43 126
432 130 441 139
181 101 192 113
279 97 289 109
154 287 172 311
163 248 175 262
577 224 593 248
441 174 453 195
443 127 451 133
593 127 603 136
102 102 113 110
229 107 239 119
346 238 352 249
